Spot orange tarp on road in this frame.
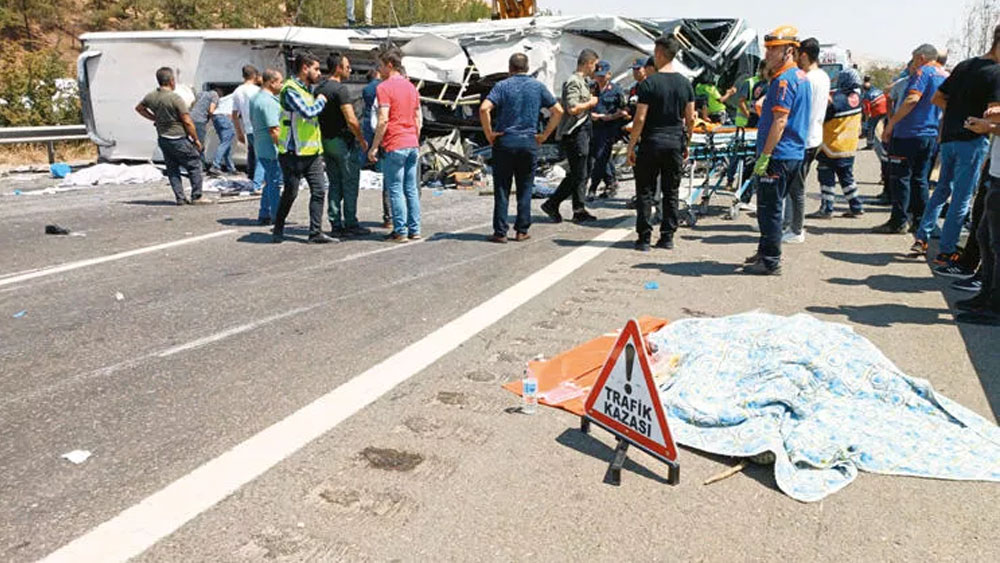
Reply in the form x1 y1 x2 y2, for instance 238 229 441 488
502 316 669 416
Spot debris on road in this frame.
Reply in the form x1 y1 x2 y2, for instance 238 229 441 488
49 163 72 179
506 313 1000 501
359 170 383 191
114 291 125 301
12 310 27 319
532 164 565 198
60 450 92 465
44 224 71 235
204 178 255 196
420 129 488 189
644 281 660 290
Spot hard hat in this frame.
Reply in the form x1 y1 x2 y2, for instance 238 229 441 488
764 25 800 48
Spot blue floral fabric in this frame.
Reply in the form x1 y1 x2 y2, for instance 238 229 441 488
647 313 1000 502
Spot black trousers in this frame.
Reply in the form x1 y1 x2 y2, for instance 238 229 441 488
275 153 326 237
588 127 617 192
977 177 1000 307
635 141 684 242
959 160 990 271
547 128 591 213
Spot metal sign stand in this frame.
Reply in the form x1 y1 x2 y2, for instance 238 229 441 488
580 416 679 487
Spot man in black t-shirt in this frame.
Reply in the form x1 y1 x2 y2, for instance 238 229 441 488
910 48 1000 271
317 53 371 237
626 36 695 251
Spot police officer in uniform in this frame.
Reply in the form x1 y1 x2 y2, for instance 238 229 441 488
588 60 629 200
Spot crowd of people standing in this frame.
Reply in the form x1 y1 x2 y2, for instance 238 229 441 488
136 23 1000 324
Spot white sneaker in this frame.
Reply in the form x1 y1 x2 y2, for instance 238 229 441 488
782 231 805 244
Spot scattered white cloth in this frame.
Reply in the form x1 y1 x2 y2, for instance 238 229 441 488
61 450 92 464
203 178 253 194
360 170 383 191
533 164 566 197
59 163 163 187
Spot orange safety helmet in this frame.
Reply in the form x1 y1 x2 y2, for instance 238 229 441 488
764 25 800 48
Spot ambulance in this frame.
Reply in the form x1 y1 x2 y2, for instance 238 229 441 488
819 43 854 89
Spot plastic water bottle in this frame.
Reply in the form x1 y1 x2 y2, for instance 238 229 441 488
522 367 538 415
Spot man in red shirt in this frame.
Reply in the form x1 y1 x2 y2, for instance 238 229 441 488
368 49 422 242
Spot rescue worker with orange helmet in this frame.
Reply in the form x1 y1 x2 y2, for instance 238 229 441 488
744 25 813 275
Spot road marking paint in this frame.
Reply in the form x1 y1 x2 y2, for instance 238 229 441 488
41 220 632 562
3 224 561 408
0 230 236 288
156 306 317 358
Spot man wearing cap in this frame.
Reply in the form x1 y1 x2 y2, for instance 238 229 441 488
625 57 660 217
745 26 812 275
875 44 948 234
588 60 629 200
625 58 647 126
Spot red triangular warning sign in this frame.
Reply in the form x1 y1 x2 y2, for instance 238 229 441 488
584 318 677 463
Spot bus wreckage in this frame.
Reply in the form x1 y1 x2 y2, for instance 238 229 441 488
78 15 759 163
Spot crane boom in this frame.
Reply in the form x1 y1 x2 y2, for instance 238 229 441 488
492 0 536 19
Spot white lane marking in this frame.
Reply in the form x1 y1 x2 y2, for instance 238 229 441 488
156 306 316 358
0 230 236 288
0 266 43 280
41 221 632 563
3 223 558 408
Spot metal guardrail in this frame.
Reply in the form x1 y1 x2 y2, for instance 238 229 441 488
0 125 91 163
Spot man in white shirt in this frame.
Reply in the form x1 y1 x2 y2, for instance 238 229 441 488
232 65 263 192
785 38 830 243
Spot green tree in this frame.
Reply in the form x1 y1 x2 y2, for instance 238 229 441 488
0 0 70 43
0 40 80 126
864 65 898 90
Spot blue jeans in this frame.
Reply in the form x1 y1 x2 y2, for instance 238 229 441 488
257 157 282 222
194 121 209 166
492 141 537 236
383 147 420 236
757 158 802 270
246 133 265 191
211 115 236 171
888 136 936 227
915 137 989 253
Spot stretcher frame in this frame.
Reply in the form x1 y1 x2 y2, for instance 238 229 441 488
682 127 757 226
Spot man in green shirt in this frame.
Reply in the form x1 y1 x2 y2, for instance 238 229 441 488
540 48 600 223
135 67 206 205
695 73 737 124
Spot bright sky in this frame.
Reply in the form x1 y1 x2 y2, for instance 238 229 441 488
542 0 968 64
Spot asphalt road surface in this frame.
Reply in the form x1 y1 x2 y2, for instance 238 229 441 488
1 151 997 562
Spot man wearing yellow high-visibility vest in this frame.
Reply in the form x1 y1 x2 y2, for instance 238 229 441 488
272 53 338 244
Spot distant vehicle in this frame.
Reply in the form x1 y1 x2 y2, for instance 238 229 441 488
819 43 854 89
